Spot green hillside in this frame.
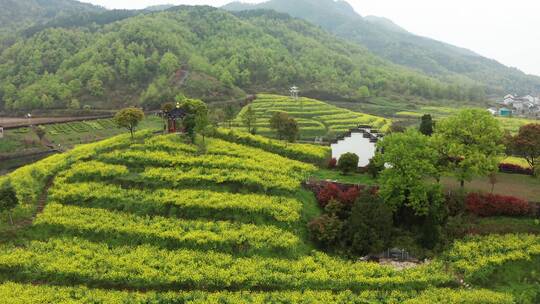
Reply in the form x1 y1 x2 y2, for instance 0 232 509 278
0 5 486 113
0 131 537 302
224 0 540 96
231 94 391 139
0 0 103 30
0 0 103 50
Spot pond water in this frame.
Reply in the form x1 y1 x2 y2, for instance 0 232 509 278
331 132 377 167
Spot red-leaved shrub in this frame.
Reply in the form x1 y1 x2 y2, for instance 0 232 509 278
316 182 362 207
317 183 342 207
466 193 531 217
498 163 533 175
327 158 337 169
339 187 360 205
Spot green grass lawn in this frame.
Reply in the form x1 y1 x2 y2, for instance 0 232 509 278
470 217 540 235
440 173 540 202
311 169 377 185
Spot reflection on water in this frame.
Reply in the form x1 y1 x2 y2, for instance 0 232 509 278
331 130 380 167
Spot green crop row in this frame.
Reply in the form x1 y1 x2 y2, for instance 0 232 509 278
63 161 129 182
0 282 514 304
237 94 392 136
446 234 540 282
0 237 452 292
131 136 317 175
32 203 300 254
213 128 330 164
99 148 312 178
46 119 118 135
0 131 153 233
141 166 302 193
49 181 302 224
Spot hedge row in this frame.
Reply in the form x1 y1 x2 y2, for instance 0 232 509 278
0 282 514 304
466 193 532 217
498 163 533 175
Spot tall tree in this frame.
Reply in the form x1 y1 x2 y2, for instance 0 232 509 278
241 105 257 134
283 117 299 143
375 129 441 215
432 109 504 187
269 111 289 140
224 104 237 128
419 114 434 136
114 107 145 139
507 123 540 176
178 98 208 143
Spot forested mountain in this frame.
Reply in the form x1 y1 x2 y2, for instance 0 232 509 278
223 0 540 96
0 0 104 50
0 0 103 30
0 6 483 112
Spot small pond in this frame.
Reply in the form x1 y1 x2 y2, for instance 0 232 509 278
331 131 379 167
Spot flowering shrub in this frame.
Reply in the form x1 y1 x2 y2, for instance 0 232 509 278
466 193 531 217
498 163 533 175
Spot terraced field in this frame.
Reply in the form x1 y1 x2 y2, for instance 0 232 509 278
0 131 537 302
231 94 392 139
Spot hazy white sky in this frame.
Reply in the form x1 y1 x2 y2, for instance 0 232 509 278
80 0 540 76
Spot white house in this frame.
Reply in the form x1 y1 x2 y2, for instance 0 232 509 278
504 94 515 100
522 95 535 103
503 97 514 105
487 108 498 115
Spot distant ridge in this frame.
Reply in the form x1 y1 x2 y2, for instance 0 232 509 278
223 0 540 95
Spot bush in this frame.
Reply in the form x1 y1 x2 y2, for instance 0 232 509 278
315 182 361 208
343 192 393 255
498 163 533 175
366 158 383 179
316 183 342 208
0 180 18 224
307 214 343 245
445 190 467 216
339 187 360 205
338 153 359 175
327 158 337 169
466 193 531 217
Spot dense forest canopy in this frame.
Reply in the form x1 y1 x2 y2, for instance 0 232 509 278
0 5 485 111
224 0 540 96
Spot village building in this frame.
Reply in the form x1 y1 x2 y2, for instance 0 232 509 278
490 93 540 118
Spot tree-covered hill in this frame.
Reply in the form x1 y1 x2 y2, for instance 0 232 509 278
0 0 104 30
0 6 481 112
0 0 104 50
223 0 540 96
